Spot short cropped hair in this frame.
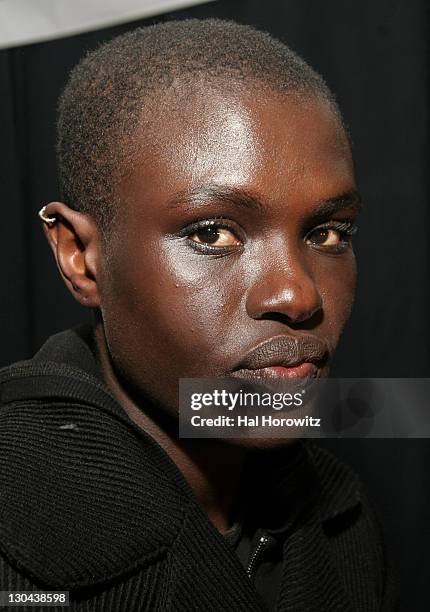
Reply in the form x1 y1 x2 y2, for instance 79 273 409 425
57 18 341 235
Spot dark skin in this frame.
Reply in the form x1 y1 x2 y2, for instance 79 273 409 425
43 86 359 532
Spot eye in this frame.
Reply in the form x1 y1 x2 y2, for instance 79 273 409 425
305 221 357 252
185 219 243 251
307 227 342 247
190 225 241 247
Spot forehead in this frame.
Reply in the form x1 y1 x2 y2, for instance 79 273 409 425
119 85 354 214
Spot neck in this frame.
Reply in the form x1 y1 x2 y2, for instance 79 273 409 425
94 320 246 533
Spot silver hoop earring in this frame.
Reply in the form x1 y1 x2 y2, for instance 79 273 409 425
38 206 57 226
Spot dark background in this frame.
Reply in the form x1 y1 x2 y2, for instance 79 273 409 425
1 0 429 608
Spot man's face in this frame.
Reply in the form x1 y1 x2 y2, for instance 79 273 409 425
98 86 359 413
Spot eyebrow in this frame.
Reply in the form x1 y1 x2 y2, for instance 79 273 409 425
313 191 362 216
168 184 362 215
168 185 265 213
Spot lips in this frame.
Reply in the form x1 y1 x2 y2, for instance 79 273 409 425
230 335 328 381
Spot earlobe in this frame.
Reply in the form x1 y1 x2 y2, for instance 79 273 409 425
40 202 102 308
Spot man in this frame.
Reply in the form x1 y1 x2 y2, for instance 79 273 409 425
0 19 396 611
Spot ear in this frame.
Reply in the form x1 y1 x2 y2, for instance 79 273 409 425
40 202 102 308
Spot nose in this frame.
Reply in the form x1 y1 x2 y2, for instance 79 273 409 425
245 248 323 325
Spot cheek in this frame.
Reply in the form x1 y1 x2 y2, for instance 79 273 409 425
100 242 242 374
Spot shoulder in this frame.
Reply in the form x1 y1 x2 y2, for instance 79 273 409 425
0 362 187 590
304 442 398 611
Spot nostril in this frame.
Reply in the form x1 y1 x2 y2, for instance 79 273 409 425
287 303 324 326
255 305 323 328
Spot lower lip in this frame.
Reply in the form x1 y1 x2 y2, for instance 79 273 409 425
231 362 318 381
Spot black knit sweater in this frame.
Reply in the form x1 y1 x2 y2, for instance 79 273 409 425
0 327 398 611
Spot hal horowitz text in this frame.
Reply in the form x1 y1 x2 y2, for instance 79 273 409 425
237 415 321 427
190 415 321 427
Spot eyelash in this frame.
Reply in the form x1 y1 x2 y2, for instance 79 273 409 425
310 220 358 236
178 218 358 254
